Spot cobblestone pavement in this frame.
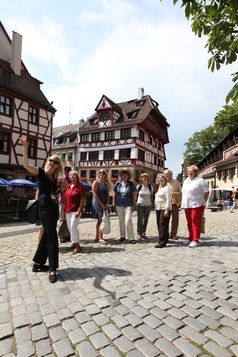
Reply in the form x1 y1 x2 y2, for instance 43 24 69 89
0 210 238 357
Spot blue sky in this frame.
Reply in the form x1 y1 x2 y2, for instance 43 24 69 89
1 0 236 175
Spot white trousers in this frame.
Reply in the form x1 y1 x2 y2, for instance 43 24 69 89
65 212 80 243
116 206 135 241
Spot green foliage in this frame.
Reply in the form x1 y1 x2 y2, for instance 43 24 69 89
171 0 238 103
184 102 238 165
176 172 183 182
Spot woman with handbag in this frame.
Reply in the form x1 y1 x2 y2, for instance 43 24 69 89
92 169 110 244
19 137 63 283
64 171 86 253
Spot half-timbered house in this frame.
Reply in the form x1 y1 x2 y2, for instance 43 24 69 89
52 122 84 170
78 89 170 183
0 22 55 180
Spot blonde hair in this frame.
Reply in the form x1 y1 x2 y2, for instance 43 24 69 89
187 165 199 173
97 169 108 180
69 170 80 182
140 173 150 180
156 173 168 185
45 155 63 179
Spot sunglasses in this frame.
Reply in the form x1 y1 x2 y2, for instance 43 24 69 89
49 159 59 165
99 171 106 174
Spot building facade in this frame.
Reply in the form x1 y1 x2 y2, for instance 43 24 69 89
0 22 55 180
198 126 238 189
78 90 170 183
51 123 83 170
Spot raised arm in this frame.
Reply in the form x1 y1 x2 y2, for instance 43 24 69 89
18 137 39 176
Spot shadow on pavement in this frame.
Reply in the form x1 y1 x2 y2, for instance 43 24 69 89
58 266 132 303
59 245 125 254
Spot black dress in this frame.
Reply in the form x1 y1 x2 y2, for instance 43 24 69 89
33 168 59 271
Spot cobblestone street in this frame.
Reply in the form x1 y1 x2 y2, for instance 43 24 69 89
0 209 238 357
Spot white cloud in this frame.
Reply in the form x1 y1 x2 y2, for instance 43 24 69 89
6 17 70 78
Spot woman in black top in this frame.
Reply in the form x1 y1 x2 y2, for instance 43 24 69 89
19 137 63 283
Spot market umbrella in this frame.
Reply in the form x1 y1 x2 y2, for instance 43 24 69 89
0 178 11 186
9 179 37 219
81 181 92 190
9 179 37 187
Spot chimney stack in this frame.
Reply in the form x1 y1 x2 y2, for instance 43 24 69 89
137 87 144 100
10 31 22 76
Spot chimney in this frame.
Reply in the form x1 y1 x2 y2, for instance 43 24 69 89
137 87 144 100
10 31 22 76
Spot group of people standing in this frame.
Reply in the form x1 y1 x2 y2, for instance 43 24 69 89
19 137 209 283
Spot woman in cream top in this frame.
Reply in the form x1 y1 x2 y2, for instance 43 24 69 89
154 174 172 248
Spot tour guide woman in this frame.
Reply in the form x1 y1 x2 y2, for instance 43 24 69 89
19 137 63 283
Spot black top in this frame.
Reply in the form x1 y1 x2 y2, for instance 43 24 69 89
37 168 58 198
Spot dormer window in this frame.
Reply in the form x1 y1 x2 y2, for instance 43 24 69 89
100 111 111 121
128 110 139 119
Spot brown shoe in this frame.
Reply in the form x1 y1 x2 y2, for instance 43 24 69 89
154 242 167 248
67 244 76 250
171 236 178 240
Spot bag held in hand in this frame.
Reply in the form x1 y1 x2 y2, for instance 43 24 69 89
100 210 111 234
200 216 205 234
25 199 39 224
58 220 70 239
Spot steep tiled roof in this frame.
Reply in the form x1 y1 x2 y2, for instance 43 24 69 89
0 59 55 111
80 94 169 132
53 123 81 139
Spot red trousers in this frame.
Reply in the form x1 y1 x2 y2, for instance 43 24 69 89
185 206 205 242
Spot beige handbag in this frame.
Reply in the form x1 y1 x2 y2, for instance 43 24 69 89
200 216 205 234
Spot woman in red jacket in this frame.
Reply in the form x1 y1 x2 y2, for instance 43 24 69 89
64 171 86 253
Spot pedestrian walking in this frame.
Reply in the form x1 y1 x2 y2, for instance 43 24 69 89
136 173 153 240
114 169 137 244
64 171 86 253
92 169 110 244
164 169 182 240
181 165 209 248
154 174 172 248
230 188 238 213
19 137 63 283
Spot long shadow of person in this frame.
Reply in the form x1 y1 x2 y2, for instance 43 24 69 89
58 266 132 305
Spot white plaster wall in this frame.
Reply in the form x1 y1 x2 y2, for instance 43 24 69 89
0 116 12 125
131 147 137 159
115 130 120 139
18 109 28 120
0 154 9 164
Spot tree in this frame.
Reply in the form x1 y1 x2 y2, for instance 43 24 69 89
184 125 219 164
214 101 238 135
183 101 238 164
172 0 238 102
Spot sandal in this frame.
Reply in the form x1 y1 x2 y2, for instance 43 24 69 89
73 246 81 254
67 244 76 250
98 238 108 244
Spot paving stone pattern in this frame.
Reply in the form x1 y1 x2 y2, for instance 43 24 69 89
0 210 237 356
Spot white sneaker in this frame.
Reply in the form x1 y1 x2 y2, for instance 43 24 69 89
181 240 191 246
189 241 199 248
137 235 143 240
